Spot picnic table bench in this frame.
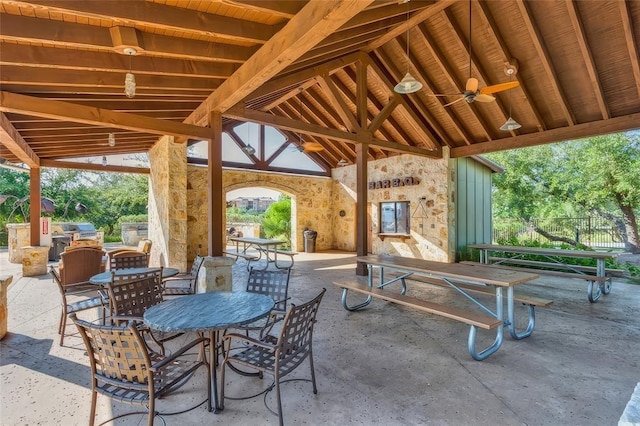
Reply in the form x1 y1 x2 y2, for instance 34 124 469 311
335 255 543 360
467 244 620 303
226 237 297 270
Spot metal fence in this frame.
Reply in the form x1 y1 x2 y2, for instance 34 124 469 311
493 216 624 249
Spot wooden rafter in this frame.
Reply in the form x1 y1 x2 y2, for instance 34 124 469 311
318 71 360 132
475 0 545 131
225 106 439 158
13 0 280 44
565 0 609 120
0 92 210 140
515 0 575 126
185 0 374 125
0 112 39 167
619 0 640 100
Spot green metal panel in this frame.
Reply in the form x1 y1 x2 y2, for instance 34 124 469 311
455 158 494 260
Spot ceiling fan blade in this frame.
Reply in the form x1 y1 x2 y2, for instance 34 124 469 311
465 77 479 93
480 81 520 94
443 96 465 107
302 141 324 152
475 94 496 103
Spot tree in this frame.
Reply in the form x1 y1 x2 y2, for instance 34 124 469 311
262 195 291 247
487 132 640 253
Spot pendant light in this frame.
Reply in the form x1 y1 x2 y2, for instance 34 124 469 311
124 47 137 98
242 123 255 155
499 61 521 131
101 156 107 166
394 1 422 94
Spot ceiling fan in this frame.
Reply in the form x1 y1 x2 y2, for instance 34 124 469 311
428 1 519 107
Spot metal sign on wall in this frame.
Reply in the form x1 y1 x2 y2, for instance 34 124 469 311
368 176 420 190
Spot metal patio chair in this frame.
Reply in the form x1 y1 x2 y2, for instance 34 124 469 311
109 249 149 270
71 314 210 426
220 288 326 426
49 246 106 346
162 254 204 296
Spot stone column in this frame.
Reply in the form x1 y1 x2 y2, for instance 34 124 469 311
148 135 188 271
21 246 50 276
0 275 12 340
197 256 235 293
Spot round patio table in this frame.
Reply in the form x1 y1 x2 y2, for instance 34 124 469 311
89 267 179 285
143 291 274 413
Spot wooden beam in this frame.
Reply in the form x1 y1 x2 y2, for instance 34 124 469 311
368 97 399 133
19 1 279 44
40 159 151 174
516 0 575 126
619 0 640 100
565 0 609 120
355 141 368 276
0 43 236 78
0 65 223 91
221 0 304 19
475 1 545 131
0 15 254 64
356 60 368 128
366 0 456 51
0 112 40 167
246 52 361 103
450 113 640 158
225 106 439 157
29 167 41 246
362 54 441 152
185 0 374 124
318 72 360 132
0 92 210 140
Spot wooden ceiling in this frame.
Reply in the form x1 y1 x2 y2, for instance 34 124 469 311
1 0 639 175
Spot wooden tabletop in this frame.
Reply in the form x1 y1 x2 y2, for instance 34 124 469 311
468 244 618 259
357 255 539 287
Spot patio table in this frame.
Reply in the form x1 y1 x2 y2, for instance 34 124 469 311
226 237 290 269
143 291 274 413
89 266 179 285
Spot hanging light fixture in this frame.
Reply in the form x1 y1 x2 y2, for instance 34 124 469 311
242 123 255 155
108 133 116 147
499 61 522 131
101 155 107 166
394 1 422 94
123 47 137 98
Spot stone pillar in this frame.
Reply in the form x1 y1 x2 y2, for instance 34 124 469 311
197 256 235 293
0 275 12 340
21 246 50 276
6 223 31 263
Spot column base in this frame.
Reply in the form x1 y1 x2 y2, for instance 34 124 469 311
197 256 235 293
21 246 50 277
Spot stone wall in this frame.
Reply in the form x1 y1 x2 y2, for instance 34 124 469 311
148 136 188 271
331 151 455 262
186 167 334 253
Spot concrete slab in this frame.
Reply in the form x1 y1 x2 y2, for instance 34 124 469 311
1 249 639 425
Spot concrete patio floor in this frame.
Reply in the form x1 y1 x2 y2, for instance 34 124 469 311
1 248 639 425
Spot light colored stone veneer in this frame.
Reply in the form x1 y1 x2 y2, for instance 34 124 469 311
148 135 188 271
332 150 455 262
151 138 455 265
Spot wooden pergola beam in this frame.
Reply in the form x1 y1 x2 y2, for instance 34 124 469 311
450 113 640 158
516 0 575 126
185 0 374 125
18 0 280 44
0 91 210 140
225 106 440 158
565 0 609 120
0 112 40 167
40 159 150 174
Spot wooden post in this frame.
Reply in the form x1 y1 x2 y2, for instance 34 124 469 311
355 139 369 276
29 167 40 247
207 111 224 256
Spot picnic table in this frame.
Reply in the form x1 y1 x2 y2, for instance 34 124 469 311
225 236 296 270
467 244 620 302
334 255 547 360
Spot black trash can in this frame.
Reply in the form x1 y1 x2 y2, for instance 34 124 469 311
303 230 317 253
49 235 71 261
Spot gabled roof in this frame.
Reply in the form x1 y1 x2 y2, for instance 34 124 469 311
1 0 639 174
